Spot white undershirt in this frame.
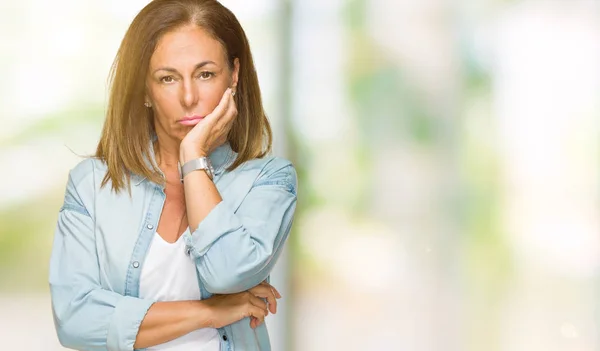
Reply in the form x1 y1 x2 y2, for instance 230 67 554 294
139 230 220 351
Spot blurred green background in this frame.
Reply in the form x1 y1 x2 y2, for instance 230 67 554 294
1 0 599 350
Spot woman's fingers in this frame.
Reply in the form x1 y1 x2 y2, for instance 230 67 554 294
205 88 232 125
248 293 268 315
205 88 236 153
248 285 277 313
248 284 278 314
259 281 281 313
245 303 266 329
214 90 237 132
246 290 270 329
250 316 261 329
238 283 283 329
261 281 282 299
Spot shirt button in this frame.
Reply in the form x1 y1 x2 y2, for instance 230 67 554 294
147 224 154 230
222 335 228 341
132 261 140 268
186 247 191 256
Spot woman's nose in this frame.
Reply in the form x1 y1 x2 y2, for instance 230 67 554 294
181 79 198 109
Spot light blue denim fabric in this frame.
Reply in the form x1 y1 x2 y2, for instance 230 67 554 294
49 142 297 351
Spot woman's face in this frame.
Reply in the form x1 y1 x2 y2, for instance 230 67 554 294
146 24 239 142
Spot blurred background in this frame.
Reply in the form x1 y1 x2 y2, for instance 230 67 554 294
1 0 599 350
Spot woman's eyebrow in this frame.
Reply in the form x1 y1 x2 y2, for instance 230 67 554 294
153 60 217 74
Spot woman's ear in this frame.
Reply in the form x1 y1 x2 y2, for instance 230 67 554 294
231 57 240 90
144 94 152 108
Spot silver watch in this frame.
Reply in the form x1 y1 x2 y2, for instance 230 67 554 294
179 157 214 182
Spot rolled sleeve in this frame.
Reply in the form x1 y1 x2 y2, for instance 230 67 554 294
107 296 155 351
185 201 243 257
184 162 298 294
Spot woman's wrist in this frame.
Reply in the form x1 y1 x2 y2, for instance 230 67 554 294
179 143 207 165
192 300 214 329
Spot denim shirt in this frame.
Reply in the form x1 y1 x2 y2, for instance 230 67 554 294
49 142 297 351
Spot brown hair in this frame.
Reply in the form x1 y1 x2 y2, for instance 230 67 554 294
96 0 272 193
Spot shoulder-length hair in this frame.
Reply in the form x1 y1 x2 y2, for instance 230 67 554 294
96 0 272 193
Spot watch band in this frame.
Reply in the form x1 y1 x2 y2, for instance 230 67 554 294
179 157 214 182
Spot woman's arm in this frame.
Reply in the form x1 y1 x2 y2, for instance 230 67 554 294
133 301 206 349
136 289 274 348
50 170 155 351
180 157 222 231
178 89 298 294
181 158 297 294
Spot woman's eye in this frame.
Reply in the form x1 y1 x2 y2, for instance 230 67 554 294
198 71 214 80
160 76 175 83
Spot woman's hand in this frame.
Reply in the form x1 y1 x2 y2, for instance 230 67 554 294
201 291 266 329
179 88 236 163
247 281 282 329
202 282 282 329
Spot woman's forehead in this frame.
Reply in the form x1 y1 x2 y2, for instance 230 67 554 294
150 25 226 68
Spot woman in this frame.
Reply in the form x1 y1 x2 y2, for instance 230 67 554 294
49 1 297 350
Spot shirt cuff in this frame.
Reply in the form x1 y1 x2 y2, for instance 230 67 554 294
184 200 242 258
106 295 155 351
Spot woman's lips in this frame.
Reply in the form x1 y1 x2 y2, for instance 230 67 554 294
178 116 204 126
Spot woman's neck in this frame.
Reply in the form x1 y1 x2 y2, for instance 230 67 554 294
154 133 180 169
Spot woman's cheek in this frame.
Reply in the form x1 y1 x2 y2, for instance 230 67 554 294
200 84 227 107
